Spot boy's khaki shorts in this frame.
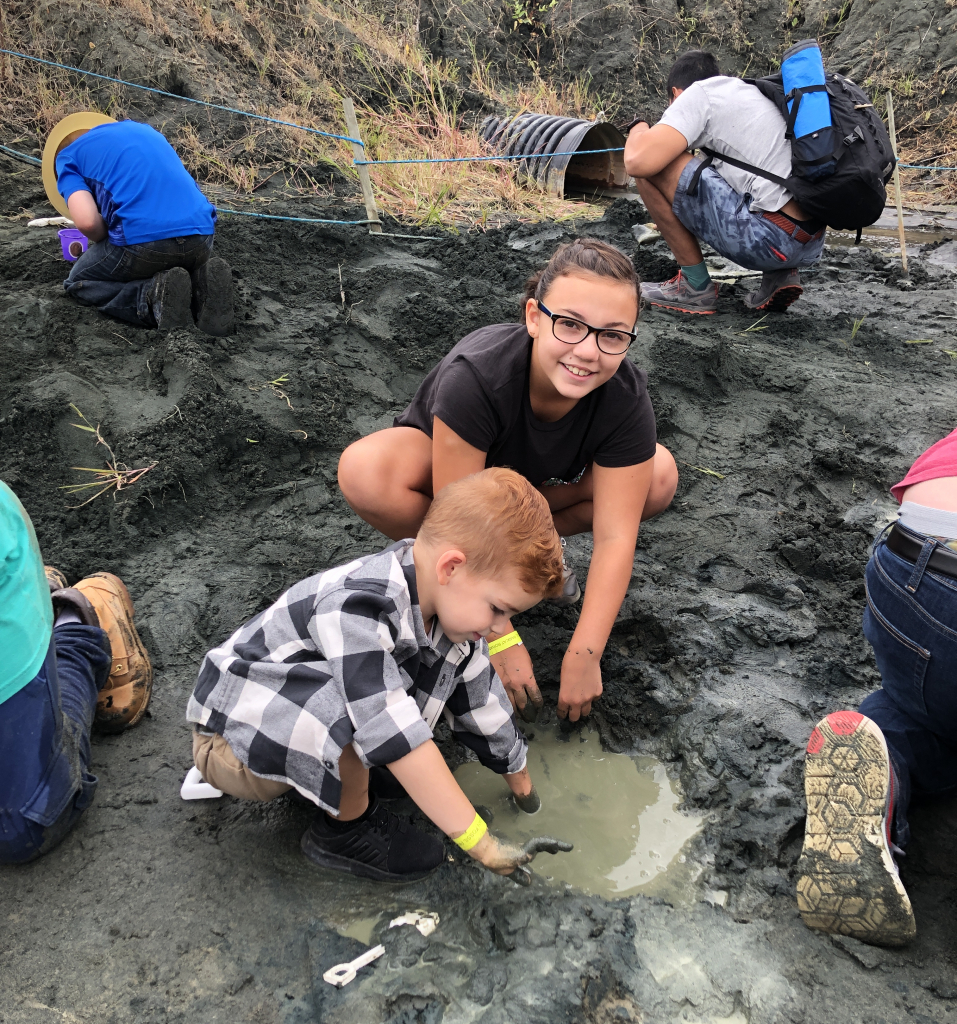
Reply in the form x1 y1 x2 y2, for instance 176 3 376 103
192 729 292 801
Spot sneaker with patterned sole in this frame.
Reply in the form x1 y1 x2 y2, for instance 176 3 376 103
640 271 718 315
549 537 581 606
796 711 916 947
73 572 153 732
745 269 803 312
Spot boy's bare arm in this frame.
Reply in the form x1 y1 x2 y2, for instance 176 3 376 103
66 190 107 242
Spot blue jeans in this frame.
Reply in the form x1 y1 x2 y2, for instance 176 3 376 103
0 625 111 864
672 158 826 272
858 533 957 849
64 234 214 327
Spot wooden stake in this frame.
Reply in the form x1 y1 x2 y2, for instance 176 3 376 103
885 91 908 277
342 97 382 234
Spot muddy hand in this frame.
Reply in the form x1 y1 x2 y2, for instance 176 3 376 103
508 835 574 887
491 644 543 723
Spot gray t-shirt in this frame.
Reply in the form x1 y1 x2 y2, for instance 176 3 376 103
659 76 793 213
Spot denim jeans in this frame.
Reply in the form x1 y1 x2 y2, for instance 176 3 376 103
64 233 214 327
858 532 957 849
0 625 111 863
672 158 826 272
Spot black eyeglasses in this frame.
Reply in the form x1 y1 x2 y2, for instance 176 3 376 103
537 301 637 355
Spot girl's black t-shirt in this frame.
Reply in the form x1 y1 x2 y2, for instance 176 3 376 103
394 324 657 486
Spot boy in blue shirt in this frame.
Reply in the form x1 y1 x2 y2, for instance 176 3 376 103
0 481 152 862
54 118 234 335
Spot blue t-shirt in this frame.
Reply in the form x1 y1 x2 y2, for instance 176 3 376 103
55 120 217 246
0 482 53 706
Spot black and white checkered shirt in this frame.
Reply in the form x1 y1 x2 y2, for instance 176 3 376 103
187 539 527 813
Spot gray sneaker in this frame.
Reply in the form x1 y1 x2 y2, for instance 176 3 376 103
745 268 803 311
148 267 193 330
640 271 718 315
551 537 581 605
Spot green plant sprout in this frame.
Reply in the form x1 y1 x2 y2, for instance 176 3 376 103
249 374 295 410
678 459 726 480
60 405 157 509
904 338 934 344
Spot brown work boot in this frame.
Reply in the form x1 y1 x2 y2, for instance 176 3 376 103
47 566 102 627
73 572 152 732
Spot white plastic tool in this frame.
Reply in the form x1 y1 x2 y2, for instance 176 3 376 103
322 944 385 988
388 911 439 936
180 765 224 800
27 216 74 227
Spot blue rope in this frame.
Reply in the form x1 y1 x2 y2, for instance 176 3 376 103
355 147 625 166
0 48 363 147
900 163 957 171
218 208 375 225
0 142 41 165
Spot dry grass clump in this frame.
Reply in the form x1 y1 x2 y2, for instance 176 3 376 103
0 0 607 227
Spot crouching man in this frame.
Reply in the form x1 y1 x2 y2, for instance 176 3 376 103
624 50 825 315
48 114 234 335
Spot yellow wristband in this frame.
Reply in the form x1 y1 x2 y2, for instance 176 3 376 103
453 812 488 851
487 630 523 657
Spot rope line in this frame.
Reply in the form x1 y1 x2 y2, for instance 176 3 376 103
0 48 363 146
0 142 41 165
355 147 625 166
900 163 957 171
218 208 375 225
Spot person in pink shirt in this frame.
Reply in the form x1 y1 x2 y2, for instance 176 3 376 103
795 428 957 947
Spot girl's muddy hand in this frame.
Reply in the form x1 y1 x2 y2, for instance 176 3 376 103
491 644 543 722
513 785 541 814
557 650 602 720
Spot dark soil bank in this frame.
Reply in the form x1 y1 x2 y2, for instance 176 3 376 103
2 158 957 1022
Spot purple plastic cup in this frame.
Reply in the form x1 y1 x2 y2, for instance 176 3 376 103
58 228 89 262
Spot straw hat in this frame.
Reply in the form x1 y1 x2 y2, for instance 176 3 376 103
42 111 116 217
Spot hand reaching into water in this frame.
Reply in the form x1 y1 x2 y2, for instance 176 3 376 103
468 832 573 885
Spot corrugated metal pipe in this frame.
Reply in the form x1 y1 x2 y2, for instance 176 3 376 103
479 114 629 199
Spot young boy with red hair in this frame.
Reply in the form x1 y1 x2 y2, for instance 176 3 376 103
187 468 571 882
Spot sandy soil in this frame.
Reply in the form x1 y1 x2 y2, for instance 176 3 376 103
1 156 957 1022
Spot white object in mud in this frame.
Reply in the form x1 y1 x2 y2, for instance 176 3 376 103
323 944 386 988
27 216 74 227
389 911 439 936
180 765 224 800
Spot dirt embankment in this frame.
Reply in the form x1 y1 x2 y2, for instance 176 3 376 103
1 143 956 1021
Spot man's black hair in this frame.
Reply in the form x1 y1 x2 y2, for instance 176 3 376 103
665 50 721 97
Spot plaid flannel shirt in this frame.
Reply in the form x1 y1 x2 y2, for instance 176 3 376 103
187 539 527 813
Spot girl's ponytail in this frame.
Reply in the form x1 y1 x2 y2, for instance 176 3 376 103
519 238 640 320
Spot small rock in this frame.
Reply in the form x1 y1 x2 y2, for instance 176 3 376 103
830 933 884 969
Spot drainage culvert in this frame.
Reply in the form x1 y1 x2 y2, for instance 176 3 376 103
479 114 629 198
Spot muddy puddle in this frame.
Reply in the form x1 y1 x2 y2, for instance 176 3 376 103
454 720 703 900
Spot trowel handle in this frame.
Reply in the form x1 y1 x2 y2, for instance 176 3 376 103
322 944 386 988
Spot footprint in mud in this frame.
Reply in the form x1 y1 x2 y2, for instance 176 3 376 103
455 721 703 899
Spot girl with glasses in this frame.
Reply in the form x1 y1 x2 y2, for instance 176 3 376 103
338 239 677 725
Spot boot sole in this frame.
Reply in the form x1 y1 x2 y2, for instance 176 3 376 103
194 258 235 337
156 267 193 330
300 829 440 883
644 299 716 315
748 284 803 312
796 711 916 947
76 573 154 733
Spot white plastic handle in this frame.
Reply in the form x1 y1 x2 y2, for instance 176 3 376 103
322 944 386 988
180 765 224 800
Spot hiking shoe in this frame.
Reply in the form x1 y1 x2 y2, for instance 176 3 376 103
370 765 408 800
300 795 444 882
148 267 193 330
640 271 718 314
549 537 581 605
745 269 803 311
73 572 153 732
191 257 235 337
797 711 916 947
45 566 68 594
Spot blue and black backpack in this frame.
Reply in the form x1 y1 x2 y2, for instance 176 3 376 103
696 40 896 238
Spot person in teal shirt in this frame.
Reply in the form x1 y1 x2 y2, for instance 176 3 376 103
0 482 153 862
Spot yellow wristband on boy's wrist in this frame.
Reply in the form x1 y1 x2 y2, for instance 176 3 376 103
487 630 523 657
453 812 488 851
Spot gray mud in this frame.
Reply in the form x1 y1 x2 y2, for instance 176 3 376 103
2 160 957 1022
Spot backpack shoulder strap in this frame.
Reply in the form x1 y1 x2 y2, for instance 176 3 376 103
700 147 790 188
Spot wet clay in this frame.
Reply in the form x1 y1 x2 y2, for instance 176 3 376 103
455 721 702 900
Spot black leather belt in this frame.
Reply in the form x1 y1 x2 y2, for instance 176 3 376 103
886 522 957 581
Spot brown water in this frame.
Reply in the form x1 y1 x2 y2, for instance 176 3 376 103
454 723 703 901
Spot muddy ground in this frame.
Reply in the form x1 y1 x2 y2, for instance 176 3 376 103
2 154 957 1023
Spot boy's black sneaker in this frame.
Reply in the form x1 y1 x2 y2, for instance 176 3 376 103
191 257 235 337
148 267 193 330
300 795 444 882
